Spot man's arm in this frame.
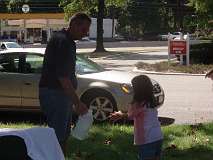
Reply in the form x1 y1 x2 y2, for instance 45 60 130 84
59 77 88 115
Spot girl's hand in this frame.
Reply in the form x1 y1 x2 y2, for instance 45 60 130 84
109 111 126 122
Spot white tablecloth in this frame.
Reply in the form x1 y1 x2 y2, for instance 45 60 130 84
0 127 65 160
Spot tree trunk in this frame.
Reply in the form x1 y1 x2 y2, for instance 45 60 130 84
112 18 114 38
177 0 183 31
94 0 106 52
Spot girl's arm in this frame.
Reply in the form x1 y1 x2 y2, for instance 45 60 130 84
128 104 144 119
110 103 144 121
109 111 128 122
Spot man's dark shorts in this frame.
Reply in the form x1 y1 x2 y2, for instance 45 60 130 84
39 88 72 142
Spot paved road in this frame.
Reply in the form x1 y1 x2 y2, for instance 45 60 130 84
91 51 213 125
91 50 170 71
24 42 213 124
143 74 213 124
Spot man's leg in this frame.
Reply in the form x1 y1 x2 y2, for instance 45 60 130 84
39 88 73 156
60 140 68 156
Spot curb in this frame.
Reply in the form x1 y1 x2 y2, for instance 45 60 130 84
133 67 206 76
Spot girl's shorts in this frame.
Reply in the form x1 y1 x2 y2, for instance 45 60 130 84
138 139 163 160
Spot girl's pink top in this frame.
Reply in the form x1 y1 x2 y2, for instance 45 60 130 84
128 102 163 145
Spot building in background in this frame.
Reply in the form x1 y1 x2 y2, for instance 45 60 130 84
0 18 117 43
0 0 117 43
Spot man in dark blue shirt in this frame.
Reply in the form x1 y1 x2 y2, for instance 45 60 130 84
39 12 91 155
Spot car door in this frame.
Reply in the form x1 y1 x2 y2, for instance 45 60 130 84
0 53 22 109
21 53 43 110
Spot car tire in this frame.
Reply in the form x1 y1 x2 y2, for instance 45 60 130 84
81 90 117 122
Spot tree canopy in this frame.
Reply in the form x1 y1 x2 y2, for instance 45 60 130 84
59 0 126 20
188 0 213 14
60 0 127 52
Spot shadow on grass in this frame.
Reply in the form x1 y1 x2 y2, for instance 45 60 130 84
95 62 135 69
67 117 175 160
188 123 213 137
86 51 168 60
0 112 45 125
67 122 213 160
101 52 168 61
67 123 137 160
163 146 213 160
93 116 175 127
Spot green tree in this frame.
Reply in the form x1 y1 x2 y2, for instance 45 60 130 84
188 0 213 14
6 0 62 13
6 0 29 13
60 0 126 52
117 0 168 40
188 0 213 36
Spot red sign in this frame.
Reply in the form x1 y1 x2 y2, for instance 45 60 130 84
169 40 187 55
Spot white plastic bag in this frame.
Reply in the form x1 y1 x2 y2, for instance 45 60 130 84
71 110 93 140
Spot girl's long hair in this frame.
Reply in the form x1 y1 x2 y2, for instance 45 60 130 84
131 75 157 108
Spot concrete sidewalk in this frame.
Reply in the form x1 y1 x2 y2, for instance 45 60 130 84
87 46 171 71
77 46 167 53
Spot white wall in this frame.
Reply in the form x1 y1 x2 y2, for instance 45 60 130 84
89 18 117 39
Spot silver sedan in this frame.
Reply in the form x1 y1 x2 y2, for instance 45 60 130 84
0 49 164 121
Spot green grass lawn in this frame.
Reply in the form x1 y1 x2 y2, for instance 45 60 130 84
0 122 213 160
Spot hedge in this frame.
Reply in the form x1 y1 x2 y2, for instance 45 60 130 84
189 42 213 64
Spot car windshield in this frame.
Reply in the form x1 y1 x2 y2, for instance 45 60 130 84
6 42 22 48
76 55 105 74
173 32 180 35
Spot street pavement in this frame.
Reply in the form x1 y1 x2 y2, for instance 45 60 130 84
87 46 213 125
81 46 171 71
141 74 213 124
90 50 169 71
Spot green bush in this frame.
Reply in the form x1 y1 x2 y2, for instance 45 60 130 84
190 42 213 64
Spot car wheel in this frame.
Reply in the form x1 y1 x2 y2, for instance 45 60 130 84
81 90 116 122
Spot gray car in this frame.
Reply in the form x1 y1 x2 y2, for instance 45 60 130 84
0 49 164 121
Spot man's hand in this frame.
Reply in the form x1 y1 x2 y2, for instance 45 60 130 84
74 102 88 115
109 111 126 122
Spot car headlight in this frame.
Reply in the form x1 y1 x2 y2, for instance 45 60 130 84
120 84 132 94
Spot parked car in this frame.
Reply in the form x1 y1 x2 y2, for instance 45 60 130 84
159 32 198 41
0 41 22 51
158 32 184 41
0 48 164 121
75 37 96 44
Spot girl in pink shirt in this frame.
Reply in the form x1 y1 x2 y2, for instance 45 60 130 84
110 75 163 160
